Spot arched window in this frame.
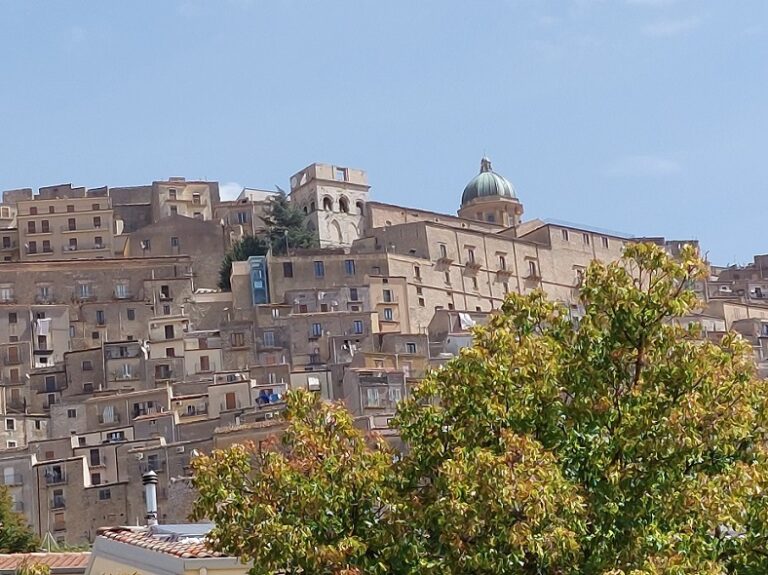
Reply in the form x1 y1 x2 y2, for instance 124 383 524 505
322 197 333 211
310 201 316 212
303 206 308 214
339 197 349 213
356 201 364 215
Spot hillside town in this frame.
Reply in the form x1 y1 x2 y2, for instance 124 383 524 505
0 158 762 547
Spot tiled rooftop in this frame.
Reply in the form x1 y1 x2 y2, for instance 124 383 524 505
97 527 227 559
0 552 91 571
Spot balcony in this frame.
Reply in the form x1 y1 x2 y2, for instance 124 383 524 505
359 375 389 385
465 259 482 271
436 254 454 265
98 413 121 425
0 241 17 251
60 223 104 233
53 520 66 532
45 474 66 486
1 473 22 486
496 267 513 277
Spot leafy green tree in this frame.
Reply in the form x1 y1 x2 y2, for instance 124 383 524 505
191 391 393 575
218 235 269 290
196 243 768 574
0 485 38 553
218 192 317 290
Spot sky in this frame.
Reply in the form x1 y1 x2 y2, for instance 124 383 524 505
0 1 766 265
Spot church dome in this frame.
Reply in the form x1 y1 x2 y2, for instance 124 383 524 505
461 157 516 206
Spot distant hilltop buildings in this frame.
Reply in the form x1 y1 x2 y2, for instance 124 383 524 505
0 157 758 546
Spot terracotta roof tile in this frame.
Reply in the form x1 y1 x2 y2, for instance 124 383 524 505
98 528 228 559
0 552 91 571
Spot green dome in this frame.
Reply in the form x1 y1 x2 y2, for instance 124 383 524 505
461 157 516 206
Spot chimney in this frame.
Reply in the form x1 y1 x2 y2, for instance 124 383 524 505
142 470 159 526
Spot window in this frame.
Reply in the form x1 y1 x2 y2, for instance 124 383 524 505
200 355 210 372
92 203 100 211
170 206 178 215
499 255 507 270
528 260 538 278
82 360 93 371
66 204 74 213
164 325 174 339
193 211 202 219
91 473 101 485
344 259 356 276
383 308 394 321
281 262 294 278
68 238 77 251
230 332 245 347
96 310 105 326
602 236 609 249
27 221 35 234
339 197 349 213
314 261 325 278
192 193 201 205
99 488 111 501
5 419 14 431
583 233 590 245
163 305 171 315
168 189 177 200
170 236 179 248
503 281 510 292
406 342 417 354
335 167 347 181
27 241 37 254
356 201 364 215
42 240 51 252
77 283 92 298
91 331 99 340
165 347 176 358
48 206 55 214
271 308 280 319
141 239 151 250
562 229 569 241
353 320 364 334
414 265 421 279
263 331 275 347
8 312 16 324
160 285 170 299
383 289 392 303
0 286 13 302
466 248 475 264
236 211 248 224
94 236 103 248
93 216 101 228
418 297 425 307
41 220 50 233
444 271 451 284
311 323 322 337
349 288 359 301
68 218 76 231
67 409 76 419
575 267 585 285
126 308 135 321
37 335 48 350
439 244 448 258
29 206 37 215
115 282 129 298
472 277 478 290
6 441 16 449
2 237 9 249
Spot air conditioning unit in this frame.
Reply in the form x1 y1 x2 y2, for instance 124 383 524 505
175 446 185 454
265 412 274 420
135 453 144 461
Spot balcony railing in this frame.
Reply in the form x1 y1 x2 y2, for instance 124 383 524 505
53 521 66 532
60 223 103 233
45 474 66 486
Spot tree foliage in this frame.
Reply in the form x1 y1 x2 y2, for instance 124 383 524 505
218 192 317 290
0 485 38 553
196 243 768 574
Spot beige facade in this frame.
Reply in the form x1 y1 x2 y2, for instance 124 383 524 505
151 178 219 222
17 192 116 261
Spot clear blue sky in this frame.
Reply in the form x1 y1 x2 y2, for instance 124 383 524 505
1 1 765 265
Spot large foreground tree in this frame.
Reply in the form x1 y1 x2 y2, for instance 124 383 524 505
196 243 768 574
0 485 38 553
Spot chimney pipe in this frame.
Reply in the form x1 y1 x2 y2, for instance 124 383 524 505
142 470 159 526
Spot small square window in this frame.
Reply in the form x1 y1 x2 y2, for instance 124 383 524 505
67 409 76 418
126 309 136 321
171 237 179 248
5 419 15 431
8 312 16 324
283 262 293 278
91 331 100 340
82 360 93 371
